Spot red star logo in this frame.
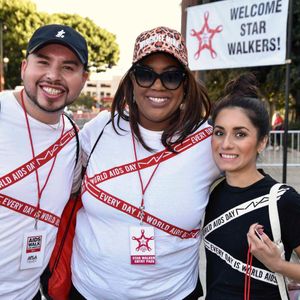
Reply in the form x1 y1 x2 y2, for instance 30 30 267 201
132 229 154 252
190 11 223 59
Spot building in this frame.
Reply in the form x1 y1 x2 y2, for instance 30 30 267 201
81 71 122 107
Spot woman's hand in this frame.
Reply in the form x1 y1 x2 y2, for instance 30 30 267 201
247 223 284 273
247 223 300 282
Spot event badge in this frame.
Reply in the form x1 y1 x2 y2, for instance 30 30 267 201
130 226 156 265
20 231 46 269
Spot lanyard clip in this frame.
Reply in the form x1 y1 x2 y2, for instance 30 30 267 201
34 210 41 230
139 205 145 225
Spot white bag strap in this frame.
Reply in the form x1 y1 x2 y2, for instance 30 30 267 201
269 183 284 244
268 183 289 300
209 176 225 194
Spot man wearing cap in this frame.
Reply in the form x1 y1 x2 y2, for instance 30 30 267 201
0 24 88 300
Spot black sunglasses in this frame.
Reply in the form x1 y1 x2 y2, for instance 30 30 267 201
132 65 186 90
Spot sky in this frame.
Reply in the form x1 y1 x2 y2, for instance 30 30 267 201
32 0 182 77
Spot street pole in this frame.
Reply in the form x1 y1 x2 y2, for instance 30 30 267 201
282 0 293 183
0 20 3 92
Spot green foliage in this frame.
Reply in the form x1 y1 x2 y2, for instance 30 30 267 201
290 0 300 122
0 0 120 89
0 0 44 89
70 94 97 110
289 120 300 130
48 13 119 72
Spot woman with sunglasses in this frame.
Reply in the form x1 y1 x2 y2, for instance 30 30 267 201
70 26 220 299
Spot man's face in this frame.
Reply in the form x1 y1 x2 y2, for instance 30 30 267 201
21 43 88 117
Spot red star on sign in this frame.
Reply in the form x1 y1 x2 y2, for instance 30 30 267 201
190 11 223 59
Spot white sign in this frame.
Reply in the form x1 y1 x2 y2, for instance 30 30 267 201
186 0 289 70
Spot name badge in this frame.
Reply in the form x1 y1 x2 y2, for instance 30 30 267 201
20 231 46 270
130 226 156 265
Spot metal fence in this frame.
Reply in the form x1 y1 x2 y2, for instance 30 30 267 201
73 116 300 167
259 130 300 167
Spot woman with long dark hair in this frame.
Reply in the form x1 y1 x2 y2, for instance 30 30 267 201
70 26 220 299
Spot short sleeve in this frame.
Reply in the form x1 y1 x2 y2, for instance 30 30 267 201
279 187 300 251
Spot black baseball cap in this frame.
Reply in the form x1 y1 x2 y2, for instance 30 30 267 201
26 24 88 68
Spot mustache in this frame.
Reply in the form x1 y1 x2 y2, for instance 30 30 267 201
37 80 68 92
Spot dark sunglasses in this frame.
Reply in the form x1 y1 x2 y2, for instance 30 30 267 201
132 65 186 90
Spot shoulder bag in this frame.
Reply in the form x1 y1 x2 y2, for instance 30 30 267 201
41 118 111 300
268 183 300 300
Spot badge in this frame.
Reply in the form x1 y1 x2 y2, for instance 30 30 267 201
130 226 156 265
20 231 46 269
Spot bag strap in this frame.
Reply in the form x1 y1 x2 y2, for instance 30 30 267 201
269 184 284 244
209 176 225 194
51 114 80 271
63 112 79 167
86 118 112 168
52 118 112 271
268 183 289 300
52 193 80 271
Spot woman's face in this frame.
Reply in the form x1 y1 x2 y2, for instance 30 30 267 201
131 53 185 131
212 107 267 178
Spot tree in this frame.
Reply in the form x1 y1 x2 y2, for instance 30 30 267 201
289 0 300 123
0 0 120 89
69 94 97 110
49 13 119 72
0 0 43 89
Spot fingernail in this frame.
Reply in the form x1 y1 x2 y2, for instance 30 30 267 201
258 229 264 235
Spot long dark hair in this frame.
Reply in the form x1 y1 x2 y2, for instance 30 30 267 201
111 63 211 151
211 72 270 142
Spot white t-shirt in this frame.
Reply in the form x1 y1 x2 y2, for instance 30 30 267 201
0 91 78 300
72 111 220 300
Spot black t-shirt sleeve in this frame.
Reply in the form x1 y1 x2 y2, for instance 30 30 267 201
278 187 300 252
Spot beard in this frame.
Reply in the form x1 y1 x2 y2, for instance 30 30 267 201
24 86 71 114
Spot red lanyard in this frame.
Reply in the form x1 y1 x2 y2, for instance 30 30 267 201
0 126 76 191
89 126 212 185
244 244 253 300
21 89 65 228
131 130 164 224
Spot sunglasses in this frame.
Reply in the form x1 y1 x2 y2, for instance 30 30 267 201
132 65 186 90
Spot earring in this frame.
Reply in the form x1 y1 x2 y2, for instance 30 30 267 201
180 102 185 110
